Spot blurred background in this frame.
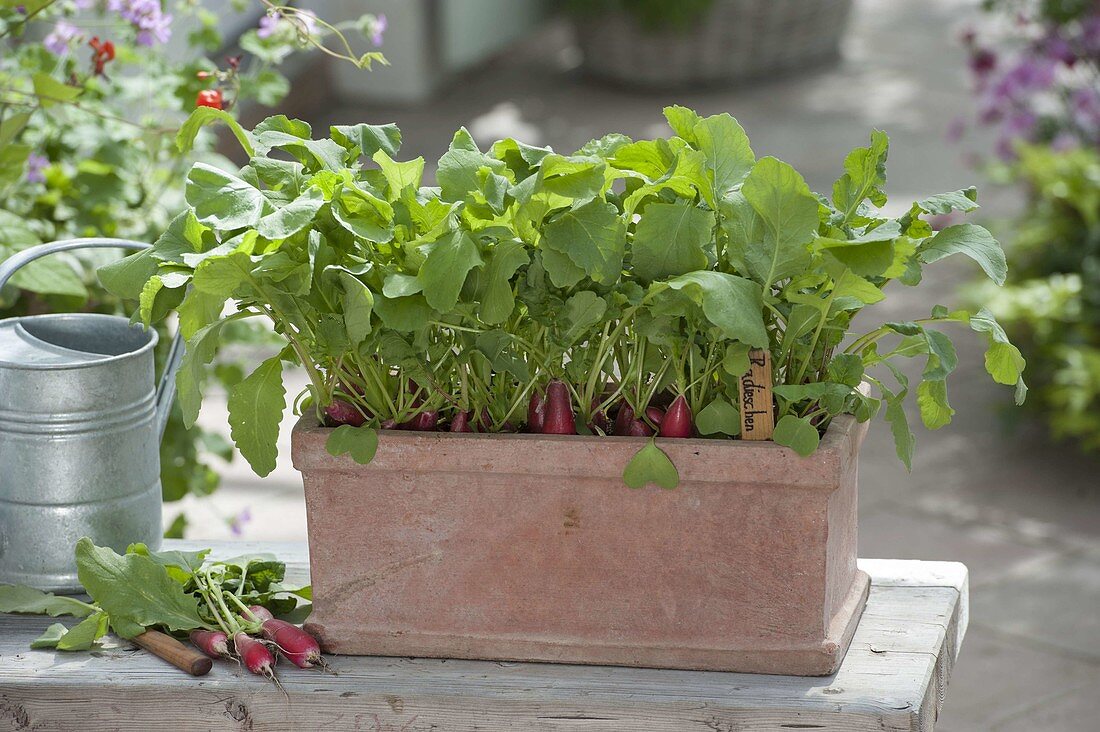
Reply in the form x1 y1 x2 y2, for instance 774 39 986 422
2 0 1098 729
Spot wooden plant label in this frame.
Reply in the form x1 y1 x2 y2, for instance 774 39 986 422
739 349 775 440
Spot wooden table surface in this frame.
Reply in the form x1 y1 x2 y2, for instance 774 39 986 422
0 542 968 732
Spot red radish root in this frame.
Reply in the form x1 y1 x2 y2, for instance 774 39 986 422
190 629 230 659
542 380 576 435
248 605 274 622
260 619 322 669
449 411 473 432
234 632 276 677
660 395 693 438
527 391 545 433
324 399 366 427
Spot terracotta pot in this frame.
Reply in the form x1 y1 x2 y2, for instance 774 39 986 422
293 414 870 675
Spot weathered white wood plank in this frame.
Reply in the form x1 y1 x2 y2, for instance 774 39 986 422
0 545 967 732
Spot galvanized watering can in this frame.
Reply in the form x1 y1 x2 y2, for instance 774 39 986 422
0 238 182 592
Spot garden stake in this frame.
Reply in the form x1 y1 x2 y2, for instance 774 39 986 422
739 349 775 440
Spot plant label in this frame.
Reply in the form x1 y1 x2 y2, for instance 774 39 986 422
739 349 774 440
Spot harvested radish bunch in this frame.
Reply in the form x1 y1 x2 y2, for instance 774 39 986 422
542 380 576 435
234 632 276 678
259 618 322 669
190 629 230 659
248 605 274 622
660 395 693 438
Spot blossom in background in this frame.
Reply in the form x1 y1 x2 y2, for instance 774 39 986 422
73 0 96 9
257 8 318 40
25 154 49 184
43 20 80 55
107 0 172 46
256 12 279 39
228 507 252 537
371 13 387 47
961 2 1100 158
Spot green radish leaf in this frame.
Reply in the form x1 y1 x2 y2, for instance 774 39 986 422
882 388 915 471
912 187 978 216
185 163 269 230
478 239 529 325
228 356 286 477
331 122 402 158
177 106 255 156
176 290 227 341
373 150 424 195
918 223 1007 285
75 538 207 639
917 379 955 430
697 397 741 436
561 291 608 346
326 425 379 465
126 543 209 585
741 156 818 287
773 415 821 457
666 271 768 347
31 623 69 649
256 186 324 240
833 130 890 222
623 438 680 489
436 127 507 202
631 200 714 283
56 611 109 651
474 330 530 381
418 230 483 312
541 199 626 285
0 585 96 618
336 271 374 343
97 249 159 301
968 308 1026 400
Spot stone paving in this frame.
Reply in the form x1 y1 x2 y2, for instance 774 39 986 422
183 1 1100 728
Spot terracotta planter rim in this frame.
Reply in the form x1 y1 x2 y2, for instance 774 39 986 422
291 412 863 490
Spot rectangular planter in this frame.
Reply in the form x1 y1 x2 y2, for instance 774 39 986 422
293 414 870 675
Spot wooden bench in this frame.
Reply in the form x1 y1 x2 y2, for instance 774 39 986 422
0 542 967 731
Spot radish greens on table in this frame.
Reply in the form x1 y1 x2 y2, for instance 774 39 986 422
0 539 310 653
100 106 1026 487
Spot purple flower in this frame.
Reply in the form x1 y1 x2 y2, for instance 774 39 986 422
1081 15 1100 54
73 0 96 9
256 13 279 39
1050 131 1080 151
297 9 318 37
108 0 172 46
371 13 387 47
228 507 252 537
43 21 80 55
25 154 49 184
1043 33 1076 66
1072 87 1100 133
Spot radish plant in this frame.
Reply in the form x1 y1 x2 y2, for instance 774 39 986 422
104 106 1026 487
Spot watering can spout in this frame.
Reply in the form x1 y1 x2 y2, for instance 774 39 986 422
0 237 183 442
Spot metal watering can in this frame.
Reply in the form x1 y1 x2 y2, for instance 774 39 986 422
0 238 183 592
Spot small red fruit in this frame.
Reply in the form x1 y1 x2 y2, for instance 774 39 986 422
196 89 223 109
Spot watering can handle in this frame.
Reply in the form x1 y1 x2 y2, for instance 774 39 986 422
0 238 183 442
